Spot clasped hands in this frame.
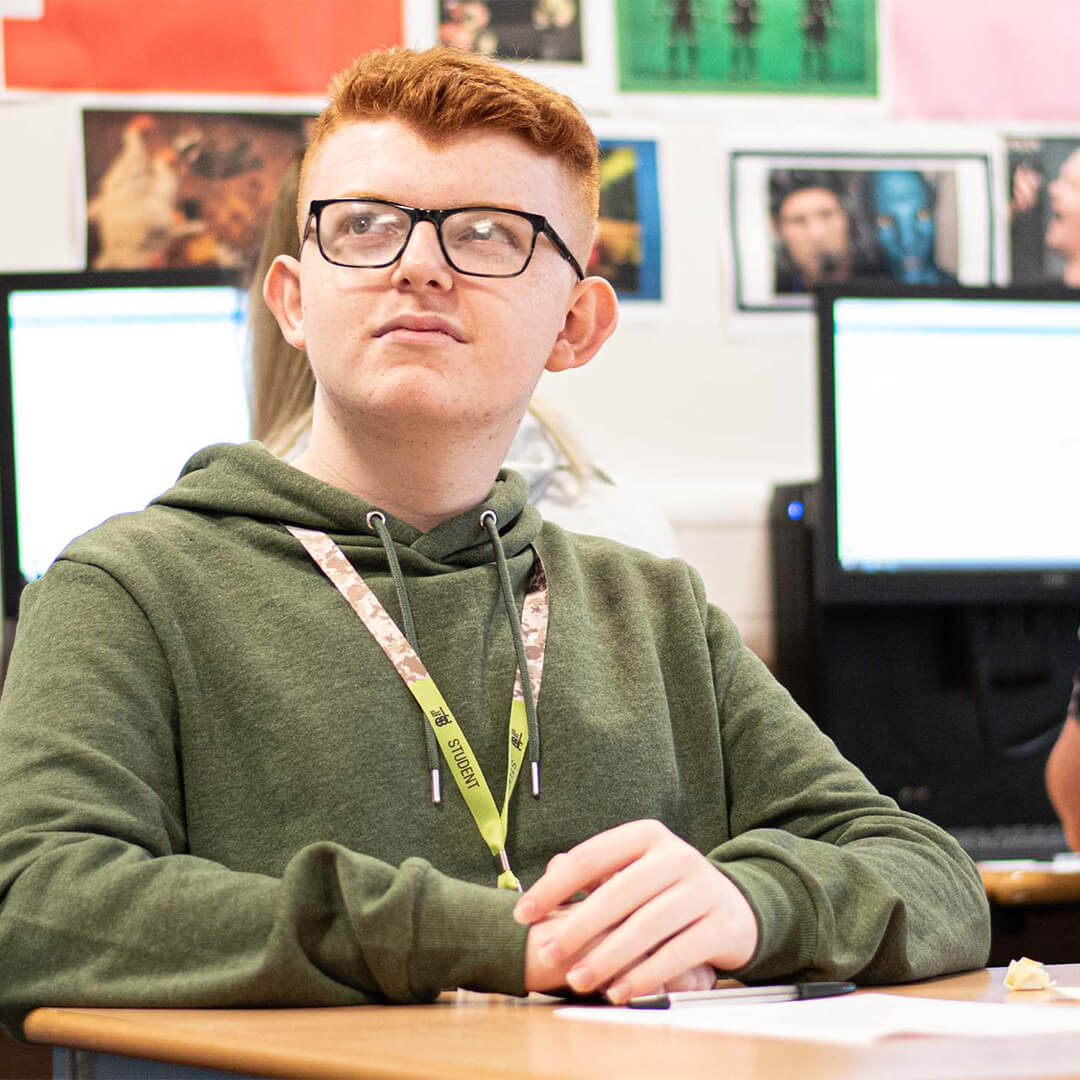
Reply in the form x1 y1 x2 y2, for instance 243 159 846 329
514 819 759 1005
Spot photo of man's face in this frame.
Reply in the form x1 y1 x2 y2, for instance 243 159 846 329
1046 149 1080 264
871 170 936 282
737 153 986 311
775 185 850 287
1008 137 1080 286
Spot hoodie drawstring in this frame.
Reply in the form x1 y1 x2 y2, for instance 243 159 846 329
367 507 542 803
367 510 443 805
481 510 541 797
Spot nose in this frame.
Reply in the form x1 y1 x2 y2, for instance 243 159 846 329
390 220 454 291
807 217 831 245
894 210 917 254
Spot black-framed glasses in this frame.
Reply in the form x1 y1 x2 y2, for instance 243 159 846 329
304 198 585 280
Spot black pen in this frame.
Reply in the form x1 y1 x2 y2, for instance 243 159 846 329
626 981 857 1009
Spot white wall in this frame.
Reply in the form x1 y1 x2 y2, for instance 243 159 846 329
539 104 1006 666
0 1 1057 666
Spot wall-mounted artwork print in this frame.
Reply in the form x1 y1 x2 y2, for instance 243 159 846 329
83 110 306 273
438 0 583 62
615 0 877 96
730 151 993 312
1007 137 1080 287
5 0 401 94
590 139 663 301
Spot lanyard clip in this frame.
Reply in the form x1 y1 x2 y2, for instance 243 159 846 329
495 849 523 892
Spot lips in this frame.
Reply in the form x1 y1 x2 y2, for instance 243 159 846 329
374 314 465 342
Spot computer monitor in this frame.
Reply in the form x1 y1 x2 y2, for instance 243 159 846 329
816 283 1080 604
0 269 250 619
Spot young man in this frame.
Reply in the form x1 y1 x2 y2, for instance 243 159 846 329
0 47 988 1032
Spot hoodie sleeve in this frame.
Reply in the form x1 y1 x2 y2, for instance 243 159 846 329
0 560 527 1038
700 602 991 985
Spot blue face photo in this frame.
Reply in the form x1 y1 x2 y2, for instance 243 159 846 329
871 170 949 285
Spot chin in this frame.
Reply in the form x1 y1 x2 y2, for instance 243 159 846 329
360 381 489 426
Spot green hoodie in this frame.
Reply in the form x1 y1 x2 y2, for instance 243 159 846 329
0 443 989 1033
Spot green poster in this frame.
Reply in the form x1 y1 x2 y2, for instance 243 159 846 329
616 0 877 96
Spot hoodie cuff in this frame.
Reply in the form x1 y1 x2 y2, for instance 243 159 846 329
710 857 819 983
409 863 529 998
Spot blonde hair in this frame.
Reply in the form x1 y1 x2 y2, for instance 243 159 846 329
248 152 312 457
299 46 599 241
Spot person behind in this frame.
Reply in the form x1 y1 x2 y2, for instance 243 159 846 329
770 170 885 293
1045 148 1080 287
1046 630 1080 851
0 47 988 1032
248 154 680 557
869 170 958 286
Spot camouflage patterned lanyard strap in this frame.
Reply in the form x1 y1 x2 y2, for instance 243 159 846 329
287 525 548 892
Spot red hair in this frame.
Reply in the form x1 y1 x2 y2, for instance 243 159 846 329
299 47 599 240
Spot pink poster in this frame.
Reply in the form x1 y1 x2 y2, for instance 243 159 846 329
892 0 1080 121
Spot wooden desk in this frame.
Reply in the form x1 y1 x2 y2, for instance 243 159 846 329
978 863 1080 965
23 965 1080 1080
980 863 1080 906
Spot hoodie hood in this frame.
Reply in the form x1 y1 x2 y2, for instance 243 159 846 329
152 442 542 569
151 443 547 809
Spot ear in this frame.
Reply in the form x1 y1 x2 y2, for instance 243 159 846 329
263 254 306 351
545 276 619 374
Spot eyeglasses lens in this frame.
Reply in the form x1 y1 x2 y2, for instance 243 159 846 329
318 202 534 275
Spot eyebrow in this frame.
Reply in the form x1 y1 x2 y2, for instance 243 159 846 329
330 191 530 213
335 190 392 201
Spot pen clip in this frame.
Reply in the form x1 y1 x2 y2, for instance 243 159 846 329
625 993 670 1009
796 981 857 999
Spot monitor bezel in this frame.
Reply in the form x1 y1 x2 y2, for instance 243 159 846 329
815 282 1080 606
0 267 244 619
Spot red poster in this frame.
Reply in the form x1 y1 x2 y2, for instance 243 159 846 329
3 0 402 94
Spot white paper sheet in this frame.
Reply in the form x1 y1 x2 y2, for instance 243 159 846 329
556 992 1080 1047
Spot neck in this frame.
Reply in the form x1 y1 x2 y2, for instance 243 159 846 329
292 396 518 533
1064 259 1080 288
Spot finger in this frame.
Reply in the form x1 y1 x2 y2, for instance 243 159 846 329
578 871 614 897
534 845 687 969
565 879 709 994
605 915 720 1004
526 918 614 995
514 820 668 924
662 963 718 994
599 959 714 1001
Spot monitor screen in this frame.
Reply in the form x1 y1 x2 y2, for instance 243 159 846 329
1 269 250 618
816 284 1080 603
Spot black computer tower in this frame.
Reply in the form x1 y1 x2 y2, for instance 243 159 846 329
770 481 1078 829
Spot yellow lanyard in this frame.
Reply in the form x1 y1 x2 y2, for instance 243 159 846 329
287 525 548 891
